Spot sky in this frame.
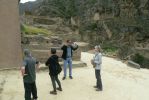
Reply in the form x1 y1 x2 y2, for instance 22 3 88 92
20 0 36 3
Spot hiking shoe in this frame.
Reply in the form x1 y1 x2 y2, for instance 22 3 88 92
50 91 57 95
69 76 73 79
96 88 103 91
62 77 66 80
93 86 97 88
32 98 37 100
57 87 62 91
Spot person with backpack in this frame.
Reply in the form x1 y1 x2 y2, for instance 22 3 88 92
21 49 39 100
45 48 62 95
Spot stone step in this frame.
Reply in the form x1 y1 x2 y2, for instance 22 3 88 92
23 44 52 50
23 44 62 51
31 49 62 63
39 61 87 71
31 49 80 63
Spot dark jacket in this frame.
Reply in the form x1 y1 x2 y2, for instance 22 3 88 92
61 45 78 60
45 55 59 76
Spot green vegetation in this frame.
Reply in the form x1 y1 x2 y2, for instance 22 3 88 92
86 22 97 31
132 53 149 68
33 18 56 25
39 0 77 19
20 0 149 68
104 46 118 53
132 53 144 66
21 24 50 35
103 46 118 56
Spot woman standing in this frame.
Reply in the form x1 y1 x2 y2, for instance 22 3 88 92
45 48 62 95
92 45 103 91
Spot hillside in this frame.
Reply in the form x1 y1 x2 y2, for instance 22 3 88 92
19 0 43 15
19 0 149 68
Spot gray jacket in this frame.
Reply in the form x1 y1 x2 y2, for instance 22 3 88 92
93 52 102 70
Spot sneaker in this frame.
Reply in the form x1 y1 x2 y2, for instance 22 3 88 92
69 76 73 79
57 87 62 91
96 88 103 91
62 77 66 80
50 91 57 95
32 98 37 100
93 86 97 88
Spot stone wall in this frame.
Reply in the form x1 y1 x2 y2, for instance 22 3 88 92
0 0 22 68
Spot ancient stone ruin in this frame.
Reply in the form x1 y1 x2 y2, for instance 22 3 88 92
0 0 22 69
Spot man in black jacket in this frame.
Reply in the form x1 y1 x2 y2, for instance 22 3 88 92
61 40 78 80
45 48 62 95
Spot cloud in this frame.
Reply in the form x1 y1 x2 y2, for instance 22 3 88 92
20 0 36 3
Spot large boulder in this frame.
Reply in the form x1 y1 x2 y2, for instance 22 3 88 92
127 60 140 69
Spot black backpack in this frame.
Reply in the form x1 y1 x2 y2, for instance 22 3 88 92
51 57 62 75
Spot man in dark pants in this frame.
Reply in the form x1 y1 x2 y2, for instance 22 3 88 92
95 70 102 91
21 49 39 100
45 48 62 95
61 40 78 80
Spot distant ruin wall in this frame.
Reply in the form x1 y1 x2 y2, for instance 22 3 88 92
0 0 22 68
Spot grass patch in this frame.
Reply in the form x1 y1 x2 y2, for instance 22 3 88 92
21 24 50 35
103 46 118 56
132 53 144 65
132 53 149 69
103 46 118 53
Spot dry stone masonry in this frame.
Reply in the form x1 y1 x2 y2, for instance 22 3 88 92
0 0 22 68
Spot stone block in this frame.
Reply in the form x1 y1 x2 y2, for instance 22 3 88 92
127 60 140 69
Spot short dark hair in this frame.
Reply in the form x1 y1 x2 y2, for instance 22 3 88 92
66 40 71 43
24 49 31 56
51 48 56 54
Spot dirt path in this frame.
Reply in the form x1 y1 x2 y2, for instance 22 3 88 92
0 53 149 100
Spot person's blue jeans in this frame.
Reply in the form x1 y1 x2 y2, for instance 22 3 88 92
63 58 72 77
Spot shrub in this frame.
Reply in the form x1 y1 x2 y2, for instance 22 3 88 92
21 24 50 35
132 53 144 65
